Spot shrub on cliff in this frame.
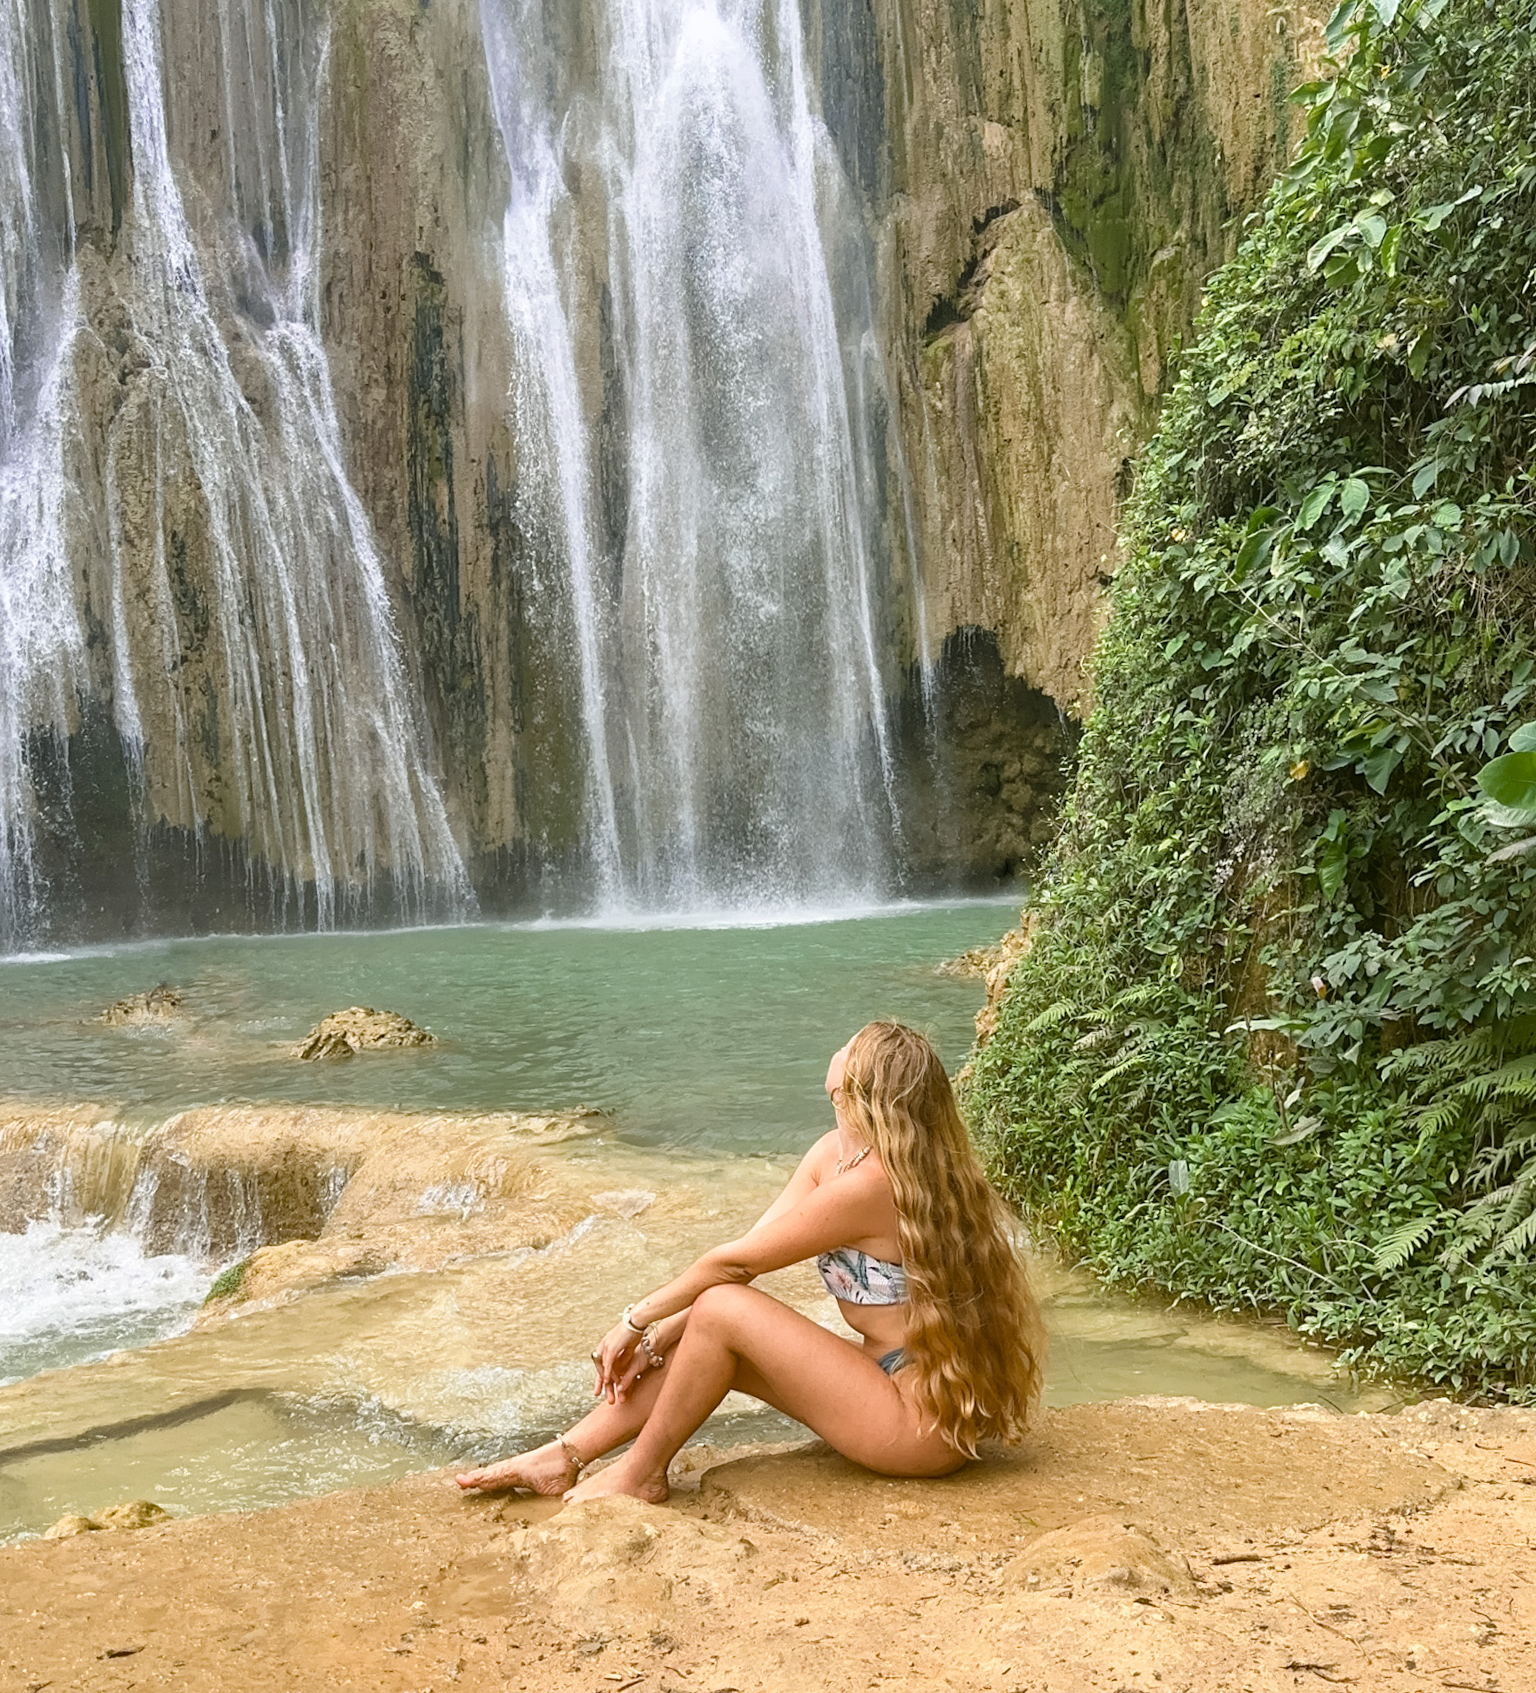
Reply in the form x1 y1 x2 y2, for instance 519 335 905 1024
968 0 1536 1396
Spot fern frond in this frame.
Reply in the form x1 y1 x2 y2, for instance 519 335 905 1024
1485 1198 1536 1263
1371 1214 1439 1274
1023 1001 1077 1035
1089 1048 1155 1097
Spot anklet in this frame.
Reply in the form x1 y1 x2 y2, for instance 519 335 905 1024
557 1434 587 1475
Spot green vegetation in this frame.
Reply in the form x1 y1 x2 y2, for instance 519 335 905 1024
968 0 1536 1396
204 1257 251 1303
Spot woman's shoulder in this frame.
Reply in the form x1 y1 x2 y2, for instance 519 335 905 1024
804 1129 842 1179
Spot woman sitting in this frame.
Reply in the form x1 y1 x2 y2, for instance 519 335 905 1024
455 1020 1043 1504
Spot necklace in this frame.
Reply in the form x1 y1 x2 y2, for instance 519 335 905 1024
835 1143 871 1176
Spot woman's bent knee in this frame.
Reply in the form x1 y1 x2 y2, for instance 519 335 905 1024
690 1282 762 1327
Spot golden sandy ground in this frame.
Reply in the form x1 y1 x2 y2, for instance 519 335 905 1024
3 1396 1535 1692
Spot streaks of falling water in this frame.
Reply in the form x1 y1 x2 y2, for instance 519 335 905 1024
0 0 470 948
0 0 85 947
483 0 905 913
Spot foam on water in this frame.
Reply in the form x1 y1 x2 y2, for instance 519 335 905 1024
0 1219 209 1386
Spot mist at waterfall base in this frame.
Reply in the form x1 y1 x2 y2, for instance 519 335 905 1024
0 0 965 952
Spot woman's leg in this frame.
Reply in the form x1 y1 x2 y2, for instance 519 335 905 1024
454 1353 672 1494
565 1284 963 1505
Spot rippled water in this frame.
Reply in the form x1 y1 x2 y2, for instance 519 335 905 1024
0 900 1007 1142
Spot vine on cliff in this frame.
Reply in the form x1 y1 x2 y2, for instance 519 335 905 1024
968 0 1536 1395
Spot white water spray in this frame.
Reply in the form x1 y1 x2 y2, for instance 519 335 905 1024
0 0 469 947
482 0 904 910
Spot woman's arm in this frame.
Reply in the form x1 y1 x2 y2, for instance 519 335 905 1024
591 1164 888 1394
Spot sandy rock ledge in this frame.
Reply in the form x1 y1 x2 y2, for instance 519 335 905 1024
3 1398 1534 1691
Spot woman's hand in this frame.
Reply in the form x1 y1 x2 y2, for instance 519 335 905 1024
591 1309 689 1401
591 1322 641 1402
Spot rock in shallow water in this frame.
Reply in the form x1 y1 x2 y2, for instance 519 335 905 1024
41 1500 170 1538
97 984 183 1027
293 1007 438 1060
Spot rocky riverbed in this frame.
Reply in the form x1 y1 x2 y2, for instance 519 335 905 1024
2 1397 1533 1691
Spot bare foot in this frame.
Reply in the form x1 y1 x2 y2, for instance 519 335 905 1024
455 1440 577 1496
563 1455 669 1507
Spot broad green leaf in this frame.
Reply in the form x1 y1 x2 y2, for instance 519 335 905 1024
1478 749 1536 818
1298 482 1335 529
1340 477 1371 520
1273 1115 1322 1148
1411 459 1440 498
1418 186 1484 231
1235 528 1275 575
1319 837 1350 899
1369 0 1399 22
1363 742 1403 794
1509 724 1536 753
1307 225 1352 273
1167 1159 1191 1198
1325 0 1361 53
1356 212 1388 249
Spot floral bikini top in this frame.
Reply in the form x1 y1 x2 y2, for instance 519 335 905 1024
817 1245 908 1305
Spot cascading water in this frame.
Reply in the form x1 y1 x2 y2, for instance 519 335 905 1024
482 0 907 911
0 0 934 941
0 0 468 949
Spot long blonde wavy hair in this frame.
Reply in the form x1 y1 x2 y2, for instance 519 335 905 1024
837 1020 1044 1455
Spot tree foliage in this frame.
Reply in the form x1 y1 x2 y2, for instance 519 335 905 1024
967 0 1536 1396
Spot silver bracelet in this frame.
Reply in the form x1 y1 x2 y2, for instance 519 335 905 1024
621 1304 646 1335
639 1323 666 1369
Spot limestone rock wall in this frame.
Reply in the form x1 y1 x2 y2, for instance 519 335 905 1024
854 0 1326 713
318 0 528 864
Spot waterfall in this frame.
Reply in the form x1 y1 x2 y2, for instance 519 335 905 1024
1 0 928 940
0 0 469 948
482 0 904 911
0 0 86 945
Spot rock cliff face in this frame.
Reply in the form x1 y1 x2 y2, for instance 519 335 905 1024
311 0 1322 876
0 0 1319 939
850 0 1325 712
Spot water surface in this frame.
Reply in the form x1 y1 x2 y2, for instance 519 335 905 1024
0 901 1010 1147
